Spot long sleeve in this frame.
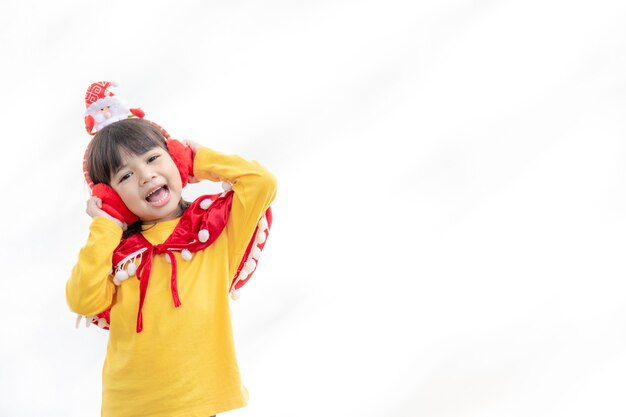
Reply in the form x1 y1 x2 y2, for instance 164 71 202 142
66 216 122 316
193 146 277 280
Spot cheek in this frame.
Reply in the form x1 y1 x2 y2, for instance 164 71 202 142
113 185 142 208
166 163 183 190
172 172 183 190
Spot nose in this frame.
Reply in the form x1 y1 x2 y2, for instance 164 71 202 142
140 170 157 185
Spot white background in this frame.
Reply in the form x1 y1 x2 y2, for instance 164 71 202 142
1 0 625 416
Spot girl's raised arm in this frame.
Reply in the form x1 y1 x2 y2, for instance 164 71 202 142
191 145 277 282
66 216 122 316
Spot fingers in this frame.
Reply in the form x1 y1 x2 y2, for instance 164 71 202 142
85 197 127 231
86 197 102 216
182 139 200 153
85 197 109 219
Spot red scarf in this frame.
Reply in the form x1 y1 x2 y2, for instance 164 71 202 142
85 191 272 333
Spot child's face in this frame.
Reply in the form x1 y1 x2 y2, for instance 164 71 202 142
110 146 183 223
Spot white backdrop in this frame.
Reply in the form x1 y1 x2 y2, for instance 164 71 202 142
1 0 625 416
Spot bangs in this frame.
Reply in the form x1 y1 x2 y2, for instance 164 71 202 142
86 118 168 185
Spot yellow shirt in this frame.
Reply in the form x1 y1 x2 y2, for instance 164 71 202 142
66 147 277 417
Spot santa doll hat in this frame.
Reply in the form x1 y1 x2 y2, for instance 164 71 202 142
83 81 145 135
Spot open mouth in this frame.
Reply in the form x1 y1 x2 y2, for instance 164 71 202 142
145 185 171 207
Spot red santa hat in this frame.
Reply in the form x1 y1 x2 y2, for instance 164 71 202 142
84 81 115 106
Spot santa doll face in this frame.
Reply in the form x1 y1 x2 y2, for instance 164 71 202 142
110 146 183 223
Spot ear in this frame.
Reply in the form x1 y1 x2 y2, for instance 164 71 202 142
166 139 194 187
92 183 139 225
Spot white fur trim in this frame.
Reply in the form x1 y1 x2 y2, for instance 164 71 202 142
231 289 241 300
97 113 129 130
97 318 108 328
85 96 128 116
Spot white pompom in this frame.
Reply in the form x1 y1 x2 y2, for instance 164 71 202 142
222 182 233 191
245 258 257 271
237 270 250 281
181 249 192 261
115 270 129 281
200 199 213 210
97 318 108 328
114 270 129 286
198 229 210 243
165 253 171 264
231 289 241 300
251 246 262 260
255 230 267 244
127 262 137 276
258 215 268 231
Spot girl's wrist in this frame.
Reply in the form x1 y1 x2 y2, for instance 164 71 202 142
94 214 127 231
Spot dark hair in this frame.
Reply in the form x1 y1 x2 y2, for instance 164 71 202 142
86 118 169 186
85 118 188 237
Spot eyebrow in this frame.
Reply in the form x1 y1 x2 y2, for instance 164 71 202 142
113 149 162 176
113 163 128 176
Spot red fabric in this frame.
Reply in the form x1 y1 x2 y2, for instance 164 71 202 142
92 183 140 225
84 115 95 135
166 139 194 187
231 207 273 291
105 192 234 333
84 81 114 107
130 107 145 118
91 192 272 332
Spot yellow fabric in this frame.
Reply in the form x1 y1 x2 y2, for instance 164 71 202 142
66 147 277 417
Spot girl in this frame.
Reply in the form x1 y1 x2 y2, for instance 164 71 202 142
66 87 276 417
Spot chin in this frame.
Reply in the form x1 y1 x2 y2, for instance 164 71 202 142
139 200 182 223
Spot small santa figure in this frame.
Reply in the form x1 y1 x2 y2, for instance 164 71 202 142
83 81 145 135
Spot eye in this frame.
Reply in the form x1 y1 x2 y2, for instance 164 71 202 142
119 172 132 183
148 154 160 163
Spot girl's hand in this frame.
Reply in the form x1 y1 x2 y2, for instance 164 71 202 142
182 139 201 155
182 140 202 184
86 197 127 231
